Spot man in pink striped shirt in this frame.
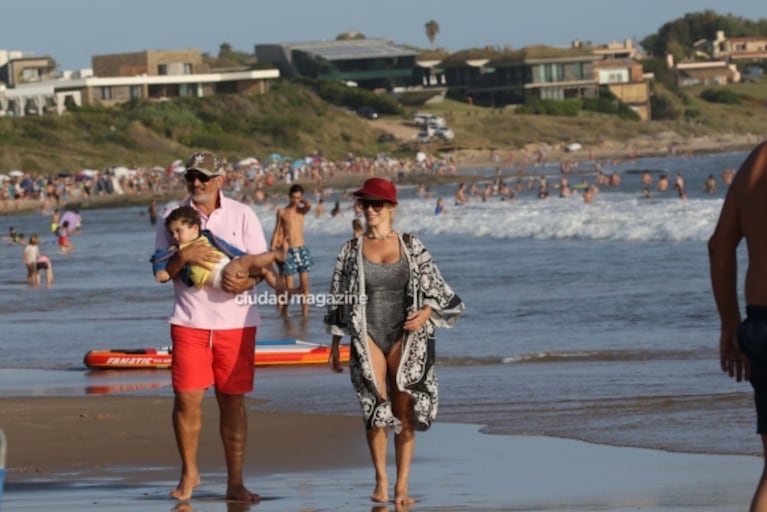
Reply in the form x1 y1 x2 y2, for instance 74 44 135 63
155 151 277 503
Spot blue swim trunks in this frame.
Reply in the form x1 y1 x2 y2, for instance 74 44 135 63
278 246 314 276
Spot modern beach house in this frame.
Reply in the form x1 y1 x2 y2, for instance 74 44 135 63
0 49 280 117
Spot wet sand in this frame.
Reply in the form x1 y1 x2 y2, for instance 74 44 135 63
1 393 762 511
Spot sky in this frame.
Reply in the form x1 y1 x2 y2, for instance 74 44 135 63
3 0 765 71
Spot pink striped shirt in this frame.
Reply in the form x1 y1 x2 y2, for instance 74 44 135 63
155 194 267 330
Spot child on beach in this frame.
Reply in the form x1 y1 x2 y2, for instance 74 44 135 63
434 197 446 215
23 234 40 286
36 253 54 287
57 221 74 253
152 205 286 290
8 226 23 244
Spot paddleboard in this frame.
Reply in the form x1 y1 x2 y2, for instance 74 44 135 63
83 338 349 369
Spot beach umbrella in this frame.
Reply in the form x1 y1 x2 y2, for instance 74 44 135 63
78 169 98 178
266 153 282 163
292 159 305 169
0 174 9 181
112 166 130 177
57 170 72 178
75 171 98 182
8 170 23 177
237 157 259 168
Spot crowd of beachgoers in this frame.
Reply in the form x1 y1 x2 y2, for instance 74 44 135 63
0 150 462 215
3 128 767 217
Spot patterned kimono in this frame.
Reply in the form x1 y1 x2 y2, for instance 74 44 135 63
324 233 465 433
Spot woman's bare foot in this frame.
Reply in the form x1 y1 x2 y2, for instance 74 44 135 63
170 473 201 501
394 495 415 505
394 485 415 506
225 484 260 503
371 477 389 503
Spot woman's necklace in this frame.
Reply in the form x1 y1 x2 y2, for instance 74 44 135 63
365 230 395 240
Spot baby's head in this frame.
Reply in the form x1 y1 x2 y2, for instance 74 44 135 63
165 206 202 245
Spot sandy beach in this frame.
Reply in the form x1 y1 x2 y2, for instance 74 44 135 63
1 394 761 511
2 145 765 511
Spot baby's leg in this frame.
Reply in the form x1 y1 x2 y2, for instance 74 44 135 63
209 257 231 289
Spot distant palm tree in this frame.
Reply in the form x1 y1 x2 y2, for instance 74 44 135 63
425 20 440 50
218 43 232 58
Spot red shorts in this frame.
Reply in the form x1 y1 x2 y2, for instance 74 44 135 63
170 324 257 394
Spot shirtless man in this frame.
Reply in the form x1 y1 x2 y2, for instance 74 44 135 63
582 185 594 204
657 174 669 192
704 174 717 194
641 171 653 187
454 182 469 205
271 184 313 316
709 141 767 512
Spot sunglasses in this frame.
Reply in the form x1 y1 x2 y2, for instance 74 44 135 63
185 172 213 184
359 199 386 212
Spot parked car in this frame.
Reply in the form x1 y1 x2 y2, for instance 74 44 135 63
413 113 435 126
416 131 432 143
434 127 455 142
357 106 379 120
414 113 446 128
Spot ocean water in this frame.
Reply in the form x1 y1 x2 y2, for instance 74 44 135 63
0 150 759 457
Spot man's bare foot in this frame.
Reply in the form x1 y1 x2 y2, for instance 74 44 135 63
371 478 388 503
170 473 200 501
225 484 260 503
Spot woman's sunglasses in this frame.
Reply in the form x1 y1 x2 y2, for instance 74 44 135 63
358 199 386 212
184 172 213 184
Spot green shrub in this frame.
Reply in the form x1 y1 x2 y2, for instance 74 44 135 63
700 88 741 104
685 106 701 118
678 91 694 106
517 98 582 116
293 77 402 115
616 103 641 121
582 97 618 114
650 84 684 120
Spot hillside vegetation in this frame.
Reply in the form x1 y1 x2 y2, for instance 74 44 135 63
1 77 766 173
